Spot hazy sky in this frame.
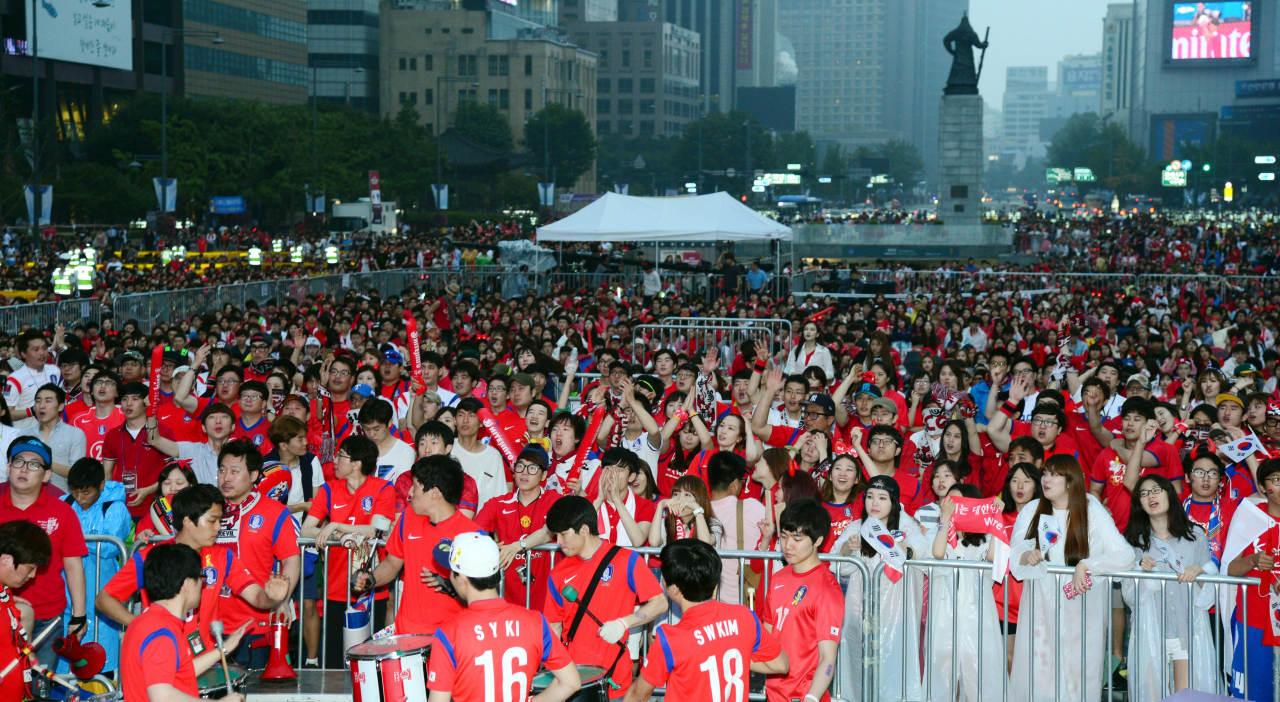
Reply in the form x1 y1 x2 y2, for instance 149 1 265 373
969 0 1116 105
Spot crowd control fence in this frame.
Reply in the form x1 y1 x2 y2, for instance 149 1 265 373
631 317 793 371
113 535 1274 702
0 298 103 333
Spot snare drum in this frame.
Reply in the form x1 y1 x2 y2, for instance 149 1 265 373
197 662 248 699
531 664 609 702
346 634 434 702
89 692 123 702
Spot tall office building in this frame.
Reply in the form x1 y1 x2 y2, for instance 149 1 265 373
1001 66 1049 167
308 0 381 112
560 0 618 23
1101 4 1134 133
183 0 309 103
569 21 699 137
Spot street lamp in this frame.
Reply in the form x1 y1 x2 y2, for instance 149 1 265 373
159 28 222 217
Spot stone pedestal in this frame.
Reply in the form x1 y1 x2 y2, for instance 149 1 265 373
937 94 984 226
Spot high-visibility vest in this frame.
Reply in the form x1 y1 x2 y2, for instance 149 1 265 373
173 245 186 261
325 245 339 264
291 245 303 263
76 265 94 290
248 247 262 266
161 249 173 264
53 268 72 295
272 239 284 252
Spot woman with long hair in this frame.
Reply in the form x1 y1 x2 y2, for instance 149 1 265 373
1009 455 1134 701
836 474 930 702
928 483 1007 702
993 461 1042 669
1121 474 1219 700
870 359 907 419
648 475 722 548
785 320 835 378
792 430 830 477
819 453 863 553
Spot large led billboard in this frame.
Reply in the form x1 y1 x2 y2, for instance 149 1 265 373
26 0 133 71
1169 1 1253 62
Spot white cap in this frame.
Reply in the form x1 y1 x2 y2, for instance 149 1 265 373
434 532 500 578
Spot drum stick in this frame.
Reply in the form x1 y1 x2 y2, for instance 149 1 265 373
210 621 234 697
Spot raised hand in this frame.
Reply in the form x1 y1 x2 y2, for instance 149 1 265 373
765 367 785 394
701 347 719 376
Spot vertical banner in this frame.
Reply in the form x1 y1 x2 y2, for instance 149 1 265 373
152 178 177 212
369 171 383 224
24 185 35 225
736 0 753 69
538 182 556 206
148 344 164 416
431 184 448 210
613 183 629 195
25 185 53 225
305 186 326 214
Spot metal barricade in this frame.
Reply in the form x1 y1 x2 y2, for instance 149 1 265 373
632 317 792 369
83 533 129 681
0 297 103 332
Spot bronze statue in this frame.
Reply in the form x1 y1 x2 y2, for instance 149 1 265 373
943 14 989 95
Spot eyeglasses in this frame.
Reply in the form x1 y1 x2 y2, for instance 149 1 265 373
216 379 240 386
250 344 269 351
335 452 352 461
1190 469 1221 479
1011 368 1036 376
675 372 695 380
1138 486 1165 498
869 438 897 447
331 369 352 378
804 411 830 420
513 462 542 474
10 458 46 473
990 361 1008 368
1030 418 1058 428
240 393 263 402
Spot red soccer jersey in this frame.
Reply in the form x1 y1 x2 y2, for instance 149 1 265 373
761 564 845 702
822 502 861 553
71 406 126 461
1184 495 1238 566
105 543 257 652
641 600 783 701
395 471 479 514
121 606 199 702
306 477 396 601
1089 445 1180 530
230 416 273 453
763 424 806 450
157 400 208 443
0 488 88 619
1234 518 1280 645
473 489 558 610
427 598 573 701
102 421 176 518
656 450 712 498
386 509 480 635
0 590 26 702
545 542 664 699
217 496 300 633
62 397 93 425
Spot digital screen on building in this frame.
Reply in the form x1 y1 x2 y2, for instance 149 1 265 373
26 0 133 70
1170 1 1252 61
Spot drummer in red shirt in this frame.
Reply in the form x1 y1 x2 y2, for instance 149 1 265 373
120 543 248 702
356 454 480 637
0 521 49 702
544 496 668 699
426 532 581 702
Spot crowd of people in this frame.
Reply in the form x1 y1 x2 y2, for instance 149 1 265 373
0 205 1279 702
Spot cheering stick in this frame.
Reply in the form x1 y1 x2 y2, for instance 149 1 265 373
478 407 521 465
209 621 234 698
148 345 164 417
404 310 425 393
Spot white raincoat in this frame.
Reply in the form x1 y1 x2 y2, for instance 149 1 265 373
1008 495 1135 702
837 512 931 702
926 540 1008 702
1121 531 1221 702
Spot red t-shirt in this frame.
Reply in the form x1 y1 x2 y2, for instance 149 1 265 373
656 449 712 499
822 501 861 552
0 590 26 702
105 543 257 652
861 466 929 516
0 489 88 618
473 489 558 611
62 397 93 425
395 471 479 514
217 496 300 633
71 406 126 462
157 400 208 443
597 496 657 544
991 510 1024 624
121 606 199 702
386 509 480 635
230 416 273 453
545 542 664 699
641 600 783 699
306 477 396 601
763 424 806 449
761 564 845 702
102 422 176 518
1234 518 1280 644
1089 444 1181 530
427 599 572 699
1183 496 1238 566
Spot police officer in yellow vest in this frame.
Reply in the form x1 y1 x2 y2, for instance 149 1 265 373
291 245 303 263
325 245 338 264
248 246 262 266
53 268 72 296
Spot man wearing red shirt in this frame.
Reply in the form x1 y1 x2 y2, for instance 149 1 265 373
427 531 580 702
626 540 788 702
0 436 88 685
242 334 274 384
214 441 301 667
0 521 50 702
762 499 844 702
229 380 273 453
120 543 248 702
474 446 558 610
310 356 358 470
72 371 125 461
989 377 1082 464
96 485 291 654
544 496 668 699
1088 398 1179 531
102 382 176 519
300 435 395 667
61 363 98 425
358 454 480 637
1182 452 1236 566
1226 461 1280 700
399 421 479 517
848 425 929 516
173 350 243 442
497 374 536 439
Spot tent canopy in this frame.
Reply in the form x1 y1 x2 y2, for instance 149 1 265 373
535 191 792 242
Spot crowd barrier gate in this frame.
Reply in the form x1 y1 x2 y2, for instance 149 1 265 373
631 317 793 372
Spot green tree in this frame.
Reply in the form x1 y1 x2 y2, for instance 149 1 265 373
853 140 924 186
452 101 514 152
596 133 680 195
773 131 817 173
672 110 775 194
1046 112 1147 192
523 103 596 186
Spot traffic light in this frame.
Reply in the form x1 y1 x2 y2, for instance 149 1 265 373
1203 164 1211 172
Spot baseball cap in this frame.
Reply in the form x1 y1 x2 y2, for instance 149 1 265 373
854 382 882 400
118 350 144 366
281 394 309 410
870 397 898 415
162 347 189 366
511 373 536 389
382 349 405 365
806 394 836 416
1234 362 1261 377
1216 393 1244 409
249 333 270 347
433 532 500 579
8 436 51 466
351 384 375 398
1125 375 1150 390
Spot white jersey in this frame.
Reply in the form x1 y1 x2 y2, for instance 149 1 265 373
619 431 661 476
4 363 62 411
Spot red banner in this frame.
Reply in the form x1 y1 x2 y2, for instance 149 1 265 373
947 496 1012 581
148 345 164 417
478 408 521 465
404 310 424 394
565 407 606 494
369 171 383 224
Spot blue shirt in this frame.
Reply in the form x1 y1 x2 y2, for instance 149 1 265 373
746 268 769 291
969 381 992 425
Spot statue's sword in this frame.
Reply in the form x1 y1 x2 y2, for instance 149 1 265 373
976 27 991 83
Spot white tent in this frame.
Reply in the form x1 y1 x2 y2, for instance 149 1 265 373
535 191 792 242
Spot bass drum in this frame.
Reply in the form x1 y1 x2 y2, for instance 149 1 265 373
346 634 434 702
531 664 609 702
